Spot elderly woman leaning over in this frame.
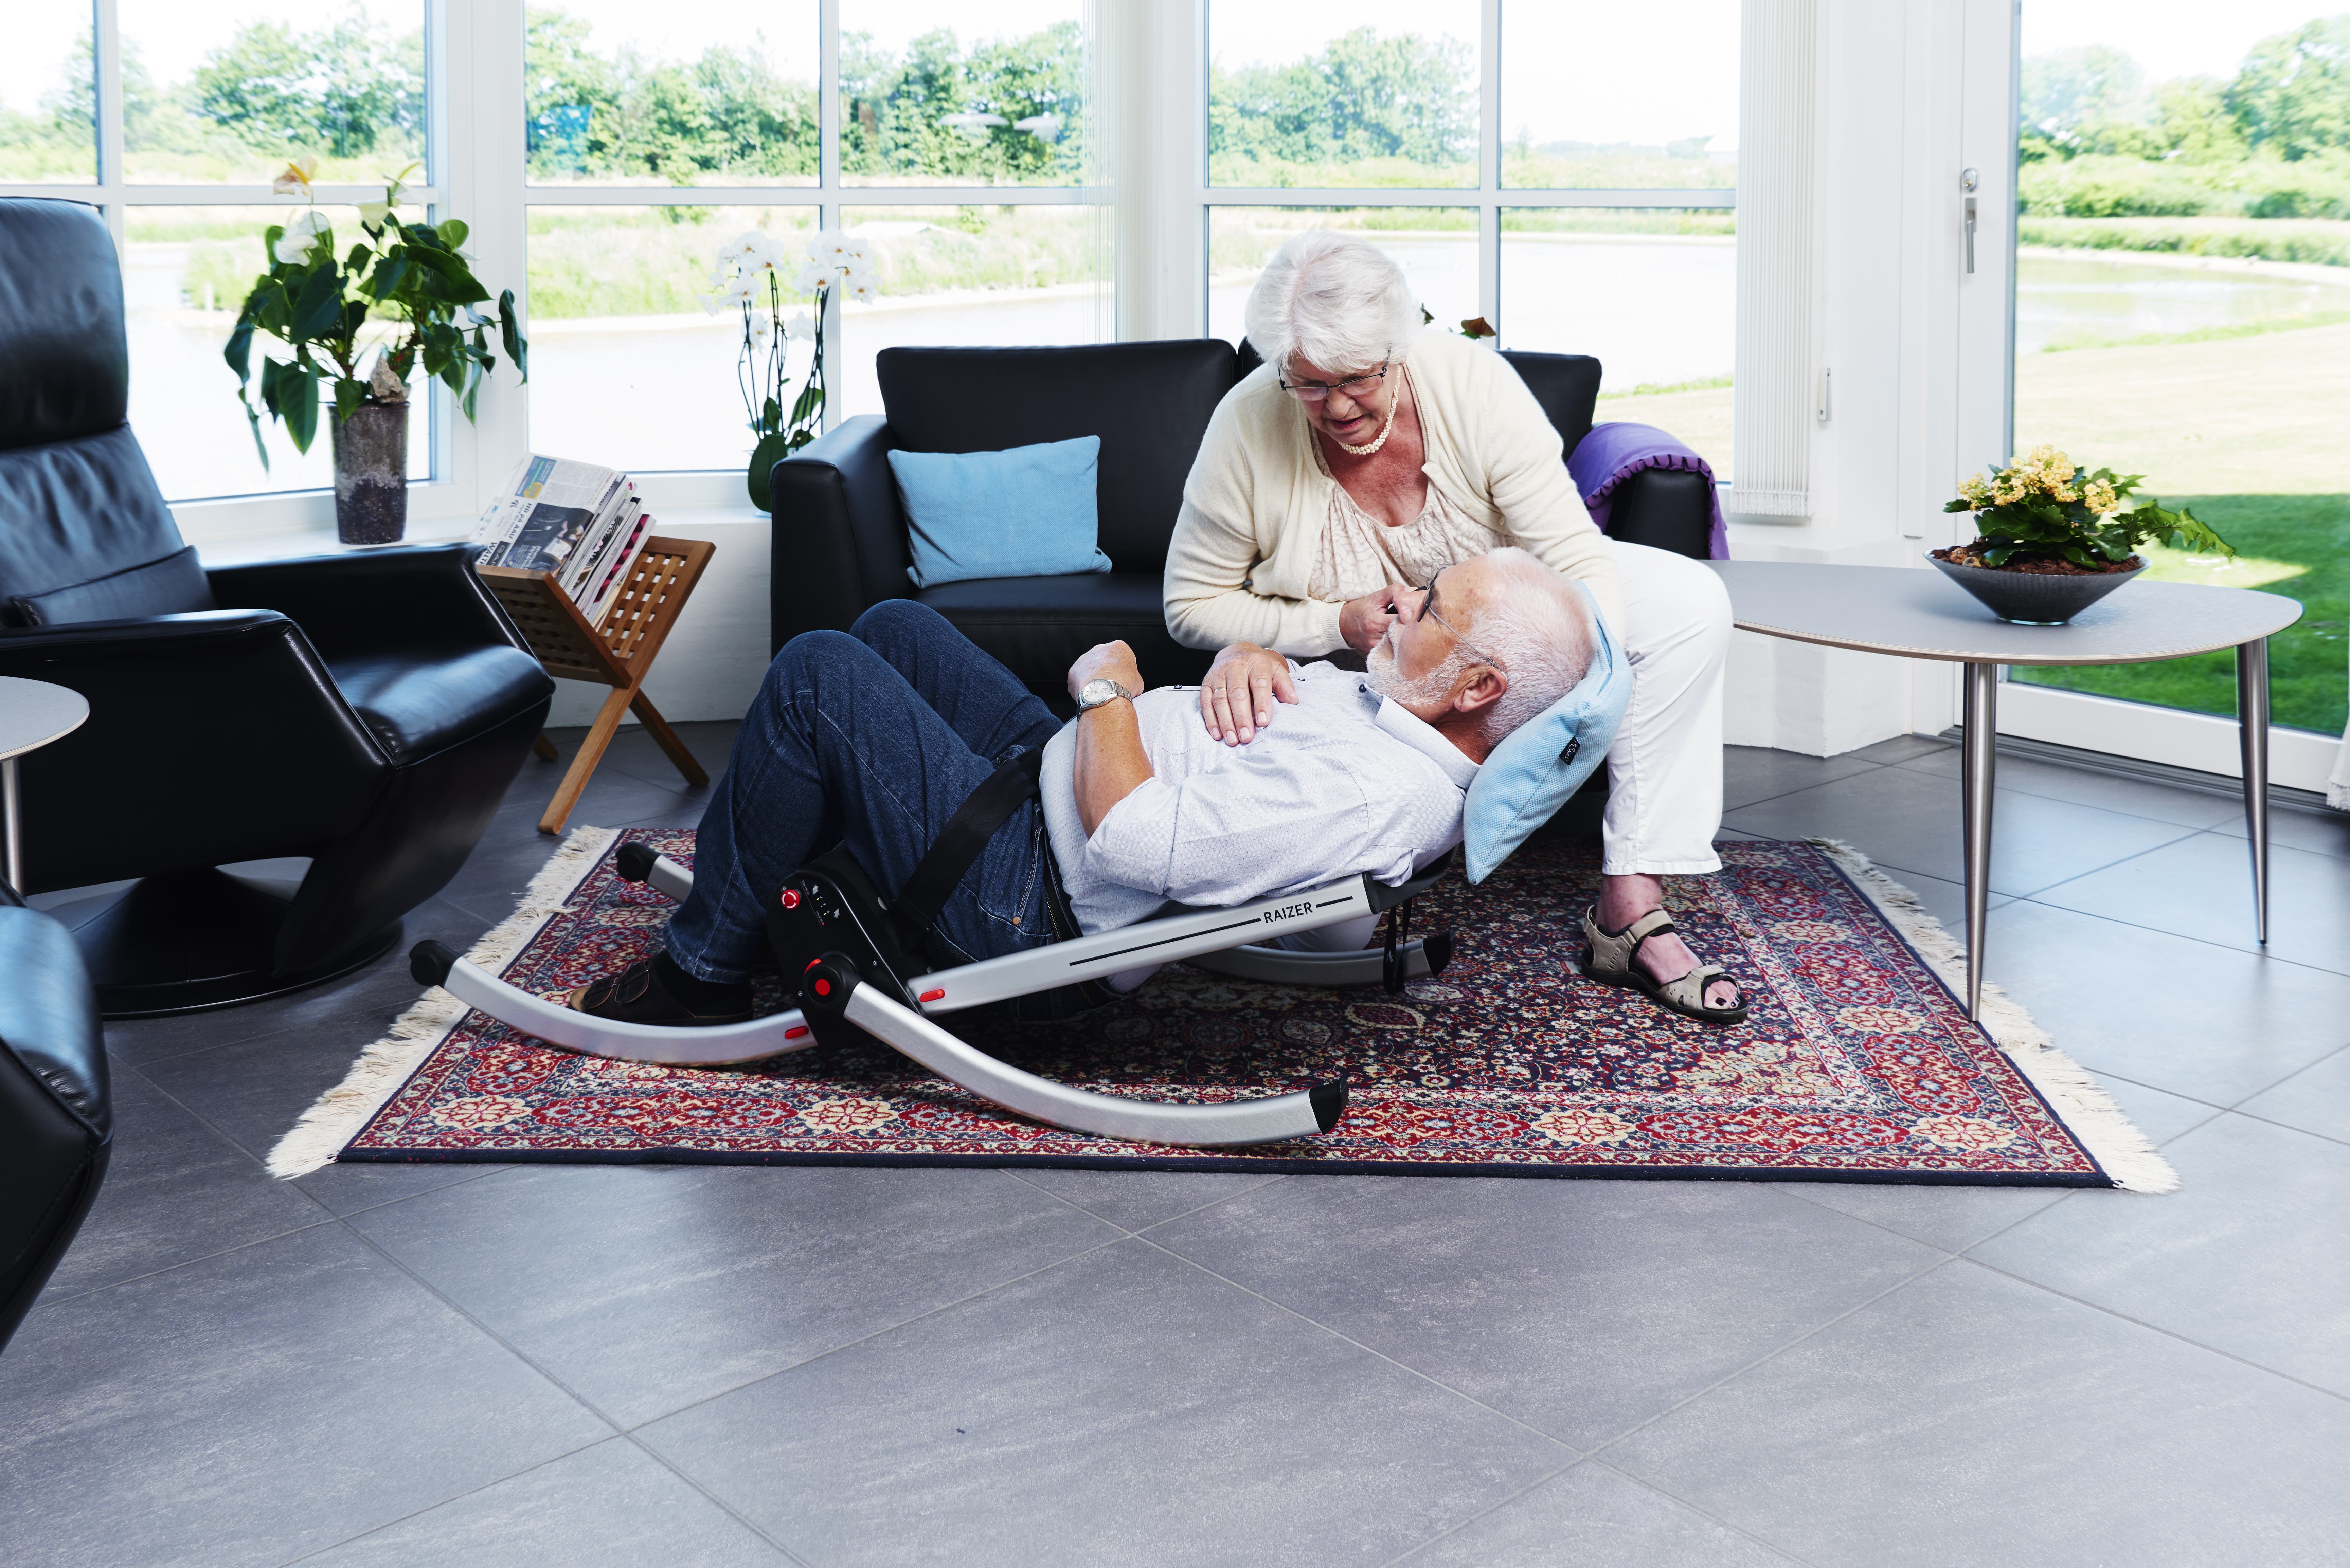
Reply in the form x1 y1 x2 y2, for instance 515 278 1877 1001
1163 230 1743 1024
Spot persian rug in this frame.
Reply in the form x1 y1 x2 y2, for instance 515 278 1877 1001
271 828 2175 1191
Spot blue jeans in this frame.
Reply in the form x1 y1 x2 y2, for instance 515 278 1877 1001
665 601 1063 983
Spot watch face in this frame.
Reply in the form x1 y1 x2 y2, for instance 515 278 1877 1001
1081 678 1124 709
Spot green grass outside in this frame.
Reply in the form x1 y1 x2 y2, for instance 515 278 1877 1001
2012 493 2350 735
2019 216 2350 268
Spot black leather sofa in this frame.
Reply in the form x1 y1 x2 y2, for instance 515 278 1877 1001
0 883 109 1355
770 339 1715 707
0 197 556 1015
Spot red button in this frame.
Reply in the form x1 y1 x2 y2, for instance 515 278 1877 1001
918 988 944 1003
811 977 831 997
784 1025 810 1040
781 888 800 909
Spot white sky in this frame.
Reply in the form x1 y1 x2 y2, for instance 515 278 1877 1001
1208 1 1740 153
7 3 2326 136
2021 0 2331 82
0 1 1083 115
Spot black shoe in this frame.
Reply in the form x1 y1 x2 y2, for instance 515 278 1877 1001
568 954 753 1026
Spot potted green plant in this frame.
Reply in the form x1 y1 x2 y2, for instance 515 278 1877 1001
712 227 877 512
226 159 527 544
1934 445 2234 624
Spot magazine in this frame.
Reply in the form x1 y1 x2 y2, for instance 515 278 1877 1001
473 454 653 628
473 455 623 576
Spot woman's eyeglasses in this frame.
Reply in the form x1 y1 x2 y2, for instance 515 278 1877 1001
1280 361 1390 403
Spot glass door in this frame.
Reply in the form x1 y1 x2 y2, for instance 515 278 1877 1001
2005 1 2349 756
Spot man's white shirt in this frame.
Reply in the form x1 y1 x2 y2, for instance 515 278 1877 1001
1038 659 1478 936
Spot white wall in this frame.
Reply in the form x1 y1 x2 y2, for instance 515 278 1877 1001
1722 0 2013 754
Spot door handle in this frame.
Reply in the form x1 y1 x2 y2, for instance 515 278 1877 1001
1961 167 1980 276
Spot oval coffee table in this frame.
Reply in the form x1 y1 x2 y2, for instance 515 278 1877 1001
1706 561 2302 1018
0 676 91 895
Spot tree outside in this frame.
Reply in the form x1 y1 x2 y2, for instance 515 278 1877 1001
2009 8 2350 737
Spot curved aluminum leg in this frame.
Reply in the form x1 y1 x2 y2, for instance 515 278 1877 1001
2237 638 2271 945
841 983 1341 1146
1960 662 1999 1020
435 953 818 1066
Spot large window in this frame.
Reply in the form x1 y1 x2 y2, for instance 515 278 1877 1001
2007 1 2349 741
0 2 439 508
0 0 1102 522
519 0 1101 462
1204 0 1740 473
3 3 1746 525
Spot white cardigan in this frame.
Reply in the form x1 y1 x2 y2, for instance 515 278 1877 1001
1162 329 1622 656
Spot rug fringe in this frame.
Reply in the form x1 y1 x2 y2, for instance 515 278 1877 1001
265 826 620 1179
1806 837 2179 1195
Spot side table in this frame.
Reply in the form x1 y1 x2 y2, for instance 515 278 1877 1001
1708 561 2302 1018
0 677 91 894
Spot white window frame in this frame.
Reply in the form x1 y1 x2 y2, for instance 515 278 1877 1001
5 0 1110 540
1974 0 2339 790
1191 0 1738 364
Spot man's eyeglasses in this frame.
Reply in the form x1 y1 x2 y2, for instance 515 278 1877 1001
1279 360 1390 403
1417 570 1507 672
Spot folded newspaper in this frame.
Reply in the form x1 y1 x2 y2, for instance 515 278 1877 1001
473 454 652 628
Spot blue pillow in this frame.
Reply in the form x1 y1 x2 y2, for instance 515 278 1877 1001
1461 583 1632 883
887 436 1113 589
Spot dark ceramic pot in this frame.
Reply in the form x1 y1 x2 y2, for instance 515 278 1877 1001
331 400 408 545
1927 551 2145 624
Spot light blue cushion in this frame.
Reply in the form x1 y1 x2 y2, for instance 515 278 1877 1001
1461 583 1632 883
887 436 1112 589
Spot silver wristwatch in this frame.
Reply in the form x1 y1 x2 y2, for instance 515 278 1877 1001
1076 677 1134 712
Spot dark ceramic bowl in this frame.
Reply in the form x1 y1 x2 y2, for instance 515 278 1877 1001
1927 552 2145 624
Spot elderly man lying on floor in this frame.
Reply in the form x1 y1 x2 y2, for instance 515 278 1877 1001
567 546 1594 1026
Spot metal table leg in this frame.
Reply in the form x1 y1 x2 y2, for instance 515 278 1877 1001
2237 637 2271 945
1960 662 1999 1019
1 755 19 895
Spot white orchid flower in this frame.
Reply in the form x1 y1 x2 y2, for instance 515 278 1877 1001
272 208 331 265
723 275 761 306
794 261 829 293
838 276 879 306
701 296 721 316
723 231 773 266
747 311 775 345
270 157 319 196
785 310 817 342
807 229 859 266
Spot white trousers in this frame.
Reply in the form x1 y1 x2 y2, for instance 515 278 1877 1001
1600 540 1732 877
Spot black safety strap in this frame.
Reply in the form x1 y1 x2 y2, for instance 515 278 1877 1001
889 747 1046 943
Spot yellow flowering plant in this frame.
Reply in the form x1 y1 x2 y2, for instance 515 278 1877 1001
1943 446 2231 570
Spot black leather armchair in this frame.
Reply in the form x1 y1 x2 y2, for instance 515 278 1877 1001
0 197 554 1014
771 338 1716 708
0 882 109 1355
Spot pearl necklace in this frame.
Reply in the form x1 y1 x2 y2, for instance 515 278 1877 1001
1328 385 1401 458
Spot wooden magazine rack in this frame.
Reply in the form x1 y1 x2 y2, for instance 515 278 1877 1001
478 536 715 835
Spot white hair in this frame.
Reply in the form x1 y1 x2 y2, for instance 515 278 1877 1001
1468 548 1597 745
1363 547 1596 745
1243 230 1422 379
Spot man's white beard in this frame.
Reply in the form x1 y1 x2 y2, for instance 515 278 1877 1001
1365 629 1467 708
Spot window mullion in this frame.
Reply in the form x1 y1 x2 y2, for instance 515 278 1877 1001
819 0 841 431
94 0 125 253
1479 0 1500 332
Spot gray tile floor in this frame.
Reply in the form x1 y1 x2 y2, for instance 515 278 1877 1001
7 725 2347 1568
